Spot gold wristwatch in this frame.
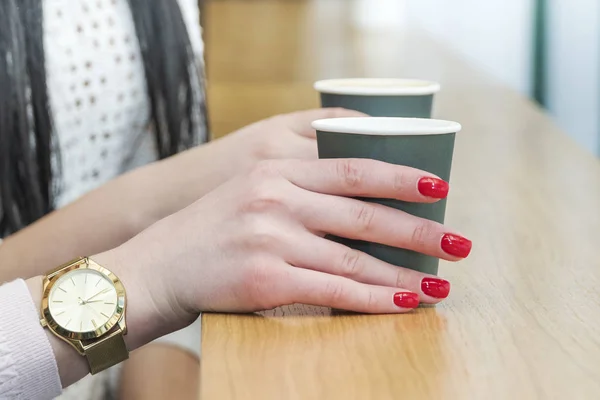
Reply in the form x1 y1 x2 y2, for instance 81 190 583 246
39 257 129 374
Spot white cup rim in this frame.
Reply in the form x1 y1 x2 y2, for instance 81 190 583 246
312 117 461 136
314 78 441 96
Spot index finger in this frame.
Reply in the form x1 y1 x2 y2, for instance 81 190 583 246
275 158 449 203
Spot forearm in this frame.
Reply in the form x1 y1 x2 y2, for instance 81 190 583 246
0 137 251 282
0 175 147 282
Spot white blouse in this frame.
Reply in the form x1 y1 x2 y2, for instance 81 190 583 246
43 0 206 208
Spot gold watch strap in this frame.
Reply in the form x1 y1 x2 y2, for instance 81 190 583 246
85 329 129 375
46 256 87 278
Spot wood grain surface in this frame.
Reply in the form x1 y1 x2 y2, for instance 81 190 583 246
201 1 600 399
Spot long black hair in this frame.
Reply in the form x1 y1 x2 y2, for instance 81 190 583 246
0 0 207 236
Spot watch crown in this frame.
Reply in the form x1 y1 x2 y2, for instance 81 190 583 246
40 318 47 327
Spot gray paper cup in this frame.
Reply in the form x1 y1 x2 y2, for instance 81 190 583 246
314 78 441 118
313 117 461 275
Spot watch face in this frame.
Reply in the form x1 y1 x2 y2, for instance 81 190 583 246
48 269 118 333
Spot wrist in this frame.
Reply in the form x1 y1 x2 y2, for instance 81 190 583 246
91 249 171 350
93 234 199 338
24 246 195 386
109 171 163 239
26 256 161 386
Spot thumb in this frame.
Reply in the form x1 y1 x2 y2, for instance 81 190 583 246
285 107 368 138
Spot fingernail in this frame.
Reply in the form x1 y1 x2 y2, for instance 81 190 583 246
441 233 472 258
393 292 419 309
421 277 451 299
418 177 449 199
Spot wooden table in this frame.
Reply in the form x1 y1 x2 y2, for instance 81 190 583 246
201 1 600 399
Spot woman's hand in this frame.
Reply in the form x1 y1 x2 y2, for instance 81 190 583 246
132 108 367 236
0 108 365 283
103 158 471 334
167 107 367 196
212 107 367 166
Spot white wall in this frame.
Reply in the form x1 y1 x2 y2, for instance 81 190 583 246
403 0 534 95
346 0 600 154
546 0 600 154
351 0 407 29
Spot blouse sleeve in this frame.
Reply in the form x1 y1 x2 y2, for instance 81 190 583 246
0 279 62 400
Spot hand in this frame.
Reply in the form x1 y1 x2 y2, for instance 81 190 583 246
84 287 111 302
0 108 366 285
213 107 368 167
127 108 367 237
104 158 471 334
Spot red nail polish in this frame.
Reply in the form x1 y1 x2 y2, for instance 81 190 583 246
421 277 451 299
418 177 449 199
393 292 419 309
441 233 472 258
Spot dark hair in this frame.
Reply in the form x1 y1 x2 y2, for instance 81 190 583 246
0 0 207 236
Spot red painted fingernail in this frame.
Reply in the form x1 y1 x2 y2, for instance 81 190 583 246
421 277 451 299
441 233 472 258
418 177 449 199
393 292 419 309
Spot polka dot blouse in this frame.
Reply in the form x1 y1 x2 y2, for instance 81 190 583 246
43 0 206 208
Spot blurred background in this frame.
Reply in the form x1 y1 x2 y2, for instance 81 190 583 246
403 0 599 156
204 0 598 154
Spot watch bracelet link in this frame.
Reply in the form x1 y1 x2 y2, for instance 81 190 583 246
46 256 87 278
85 328 129 374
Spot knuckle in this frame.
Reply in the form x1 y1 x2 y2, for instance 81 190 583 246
324 281 346 305
410 221 436 248
246 219 281 250
395 270 407 289
340 249 365 278
241 260 276 308
392 169 411 193
395 268 421 291
366 291 378 309
351 203 376 233
242 183 287 215
336 159 364 189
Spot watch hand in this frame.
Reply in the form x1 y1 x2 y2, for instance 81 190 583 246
85 303 113 322
85 299 106 303
85 287 110 302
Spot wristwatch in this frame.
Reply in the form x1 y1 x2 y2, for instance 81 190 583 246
39 257 129 374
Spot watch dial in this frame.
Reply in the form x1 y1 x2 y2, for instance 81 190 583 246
48 269 118 332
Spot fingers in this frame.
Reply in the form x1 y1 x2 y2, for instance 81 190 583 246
284 232 450 303
288 134 318 160
285 108 368 138
281 267 420 313
247 159 466 260
289 191 471 261
278 158 448 203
